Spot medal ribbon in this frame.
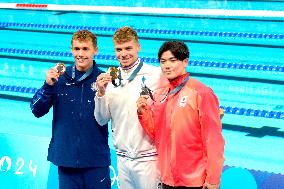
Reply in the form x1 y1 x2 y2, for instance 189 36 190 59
72 65 93 82
116 59 143 87
168 74 189 95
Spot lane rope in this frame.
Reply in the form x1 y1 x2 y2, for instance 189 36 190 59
0 22 283 40
0 84 283 119
0 47 283 72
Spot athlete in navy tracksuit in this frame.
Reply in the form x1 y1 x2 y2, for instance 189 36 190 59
30 30 111 189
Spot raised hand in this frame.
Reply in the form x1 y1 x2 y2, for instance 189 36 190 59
95 73 112 97
136 95 149 114
46 68 60 86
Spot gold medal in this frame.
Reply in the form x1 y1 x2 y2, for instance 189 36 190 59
107 67 122 87
107 67 119 80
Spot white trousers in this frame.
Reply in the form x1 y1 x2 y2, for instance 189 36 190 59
117 156 161 189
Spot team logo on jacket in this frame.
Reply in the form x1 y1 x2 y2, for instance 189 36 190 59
91 82 97 91
179 96 188 107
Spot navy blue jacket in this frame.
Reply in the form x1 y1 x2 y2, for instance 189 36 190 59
30 61 110 168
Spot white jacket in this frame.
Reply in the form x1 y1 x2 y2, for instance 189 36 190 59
95 60 165 161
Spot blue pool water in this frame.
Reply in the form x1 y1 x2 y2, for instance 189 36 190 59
0 1 284 189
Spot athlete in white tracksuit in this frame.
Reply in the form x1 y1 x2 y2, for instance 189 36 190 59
95 26 167 189
95 58 164 189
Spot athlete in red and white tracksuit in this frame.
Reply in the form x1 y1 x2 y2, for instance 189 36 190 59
137 41 224 189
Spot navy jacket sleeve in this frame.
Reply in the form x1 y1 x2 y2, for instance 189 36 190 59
30 82 55 118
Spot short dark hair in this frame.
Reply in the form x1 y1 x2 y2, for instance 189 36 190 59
158 41 189 61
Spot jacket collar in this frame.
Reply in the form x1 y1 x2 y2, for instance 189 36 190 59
64 60 97 81
169 73 190 89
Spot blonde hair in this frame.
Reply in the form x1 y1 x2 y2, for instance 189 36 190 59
113 26 139 44
72 30 97 48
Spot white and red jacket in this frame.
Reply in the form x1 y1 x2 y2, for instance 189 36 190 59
95 59 166 160
138 73 225 187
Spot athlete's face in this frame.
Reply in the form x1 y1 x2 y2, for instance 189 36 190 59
72 40 98 72
160 50 187 80
114 39 141 68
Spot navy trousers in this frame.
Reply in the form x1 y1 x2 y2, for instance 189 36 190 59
58 166 111 189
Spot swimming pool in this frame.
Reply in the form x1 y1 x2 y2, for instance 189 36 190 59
0 1 283 189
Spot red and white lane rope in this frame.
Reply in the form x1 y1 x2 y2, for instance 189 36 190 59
16 3 48 8
0 3 283 18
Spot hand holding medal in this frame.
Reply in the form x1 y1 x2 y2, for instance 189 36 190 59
47 62 66 85
107 67 121 87
107 67 119 80
95 68 114 97
137 76 154 114
139 76 155 101
55 62 66 76
140 85 155 101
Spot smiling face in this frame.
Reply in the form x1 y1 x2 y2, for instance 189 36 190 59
160 50 188 80
113 26 141 68
71 30 98 72
71 40 98 72
158 41 190 80
114 39 140 68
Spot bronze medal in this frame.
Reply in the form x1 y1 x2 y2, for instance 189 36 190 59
55 62 66 76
